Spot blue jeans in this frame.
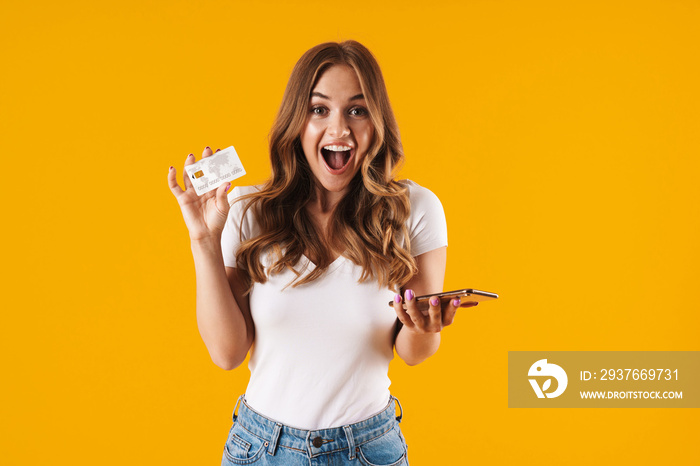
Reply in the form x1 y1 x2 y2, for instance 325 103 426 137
221 395 409 465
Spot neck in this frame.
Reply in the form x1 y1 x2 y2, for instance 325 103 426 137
308 184 346 215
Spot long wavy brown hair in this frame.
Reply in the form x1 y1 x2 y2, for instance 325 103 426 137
234 40 417 293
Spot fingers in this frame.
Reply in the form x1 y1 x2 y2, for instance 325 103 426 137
215 181 231 217
183 153 195 190
402 289 428 329
393 292 478 334
425 296 443 333
392 293 414 330
442 297 461 326
172 146 219 196
167 166 184 198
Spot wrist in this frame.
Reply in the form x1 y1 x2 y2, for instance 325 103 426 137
396 326 441 366
400 326 441 339
190 234 222 252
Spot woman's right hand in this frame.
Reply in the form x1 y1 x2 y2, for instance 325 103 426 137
168 146 232 241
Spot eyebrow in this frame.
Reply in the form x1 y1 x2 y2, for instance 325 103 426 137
310 91 365 101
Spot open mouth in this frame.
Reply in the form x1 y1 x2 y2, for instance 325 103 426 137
321 147 353 173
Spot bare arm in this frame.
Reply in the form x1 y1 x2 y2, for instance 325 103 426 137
168 146 254 370
392 247 477 365
191 238 254 370
393 247 445 365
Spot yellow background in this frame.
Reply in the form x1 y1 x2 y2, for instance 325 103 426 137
1 0 698 464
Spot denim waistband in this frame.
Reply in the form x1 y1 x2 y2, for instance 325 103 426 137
230 395 403 459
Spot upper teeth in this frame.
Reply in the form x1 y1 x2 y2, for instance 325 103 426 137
323 145 352 151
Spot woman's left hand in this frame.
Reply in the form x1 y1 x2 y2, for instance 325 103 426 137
392 289 478 334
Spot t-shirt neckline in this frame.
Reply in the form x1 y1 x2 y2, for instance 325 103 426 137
300 253 347 274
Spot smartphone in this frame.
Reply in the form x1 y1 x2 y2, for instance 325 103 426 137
388 288 499 312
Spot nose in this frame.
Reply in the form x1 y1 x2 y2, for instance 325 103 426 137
327 111 350 138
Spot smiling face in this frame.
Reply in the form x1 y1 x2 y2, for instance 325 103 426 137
300 64 375 206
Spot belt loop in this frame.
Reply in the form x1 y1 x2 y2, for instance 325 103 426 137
393 396 403 423
267 422 282 456
343 425 356 460
232 394 244 423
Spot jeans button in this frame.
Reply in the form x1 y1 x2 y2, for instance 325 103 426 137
312 436 323 448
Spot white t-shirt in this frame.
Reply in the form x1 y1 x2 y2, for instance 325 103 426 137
221 180 447 429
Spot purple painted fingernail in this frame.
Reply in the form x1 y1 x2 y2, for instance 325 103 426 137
394 294 402 304
453 298 461 307
405 289 414 301
430 297 440 306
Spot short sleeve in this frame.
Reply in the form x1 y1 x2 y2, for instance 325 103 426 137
221 185 259 267
404 180 448 257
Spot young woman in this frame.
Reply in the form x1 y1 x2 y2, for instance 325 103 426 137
168 40 476 466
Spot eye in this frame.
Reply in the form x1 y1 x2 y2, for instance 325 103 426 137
349 107 368 117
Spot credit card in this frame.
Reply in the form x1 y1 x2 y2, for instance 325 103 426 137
184 146 246 196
